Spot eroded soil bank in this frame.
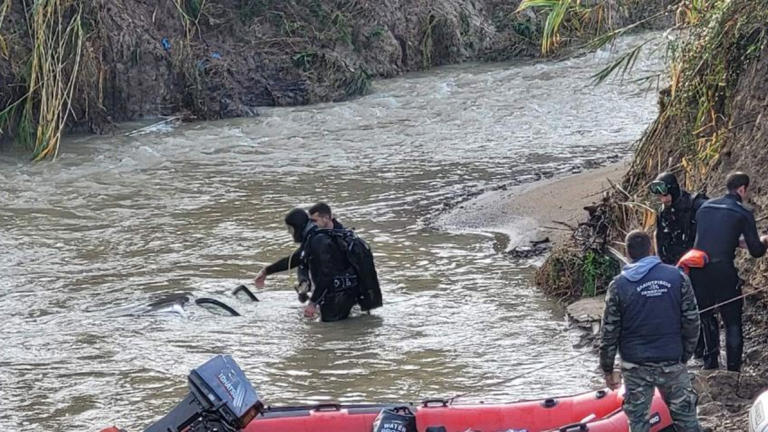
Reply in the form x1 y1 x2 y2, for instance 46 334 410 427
0 0 670 138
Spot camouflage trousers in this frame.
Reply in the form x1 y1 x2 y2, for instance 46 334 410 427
622 362 701 432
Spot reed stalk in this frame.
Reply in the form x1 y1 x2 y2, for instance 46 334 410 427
0 0 84 160
0 0 10 57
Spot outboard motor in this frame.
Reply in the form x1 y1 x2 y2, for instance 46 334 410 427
103 355 262 432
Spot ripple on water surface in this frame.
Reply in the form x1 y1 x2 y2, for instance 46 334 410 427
0 33 662 431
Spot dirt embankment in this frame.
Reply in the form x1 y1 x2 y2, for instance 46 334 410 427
535 1 768 429
0 0 670 140
623 4 768 428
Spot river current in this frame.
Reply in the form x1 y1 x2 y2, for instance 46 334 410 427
0 35 661 431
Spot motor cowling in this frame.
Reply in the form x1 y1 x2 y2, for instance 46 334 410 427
102 355 263 432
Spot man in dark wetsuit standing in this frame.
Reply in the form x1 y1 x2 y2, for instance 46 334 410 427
254 202 343 290
650 172 708 358
281 208 360 322
689 172 768 371
650 172 707 265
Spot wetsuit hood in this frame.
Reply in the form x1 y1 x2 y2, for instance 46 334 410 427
621 255 662 282
285 208 310 243
655 172 681 201
672 189 691 208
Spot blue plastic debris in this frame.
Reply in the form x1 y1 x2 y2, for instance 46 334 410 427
161 38 171 51
211 52 222 59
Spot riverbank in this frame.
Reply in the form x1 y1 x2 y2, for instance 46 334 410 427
0 0 674 158
507 161 767 431
448 150 768 431
529 0 768 429
497 163 627 245
435 162 627 249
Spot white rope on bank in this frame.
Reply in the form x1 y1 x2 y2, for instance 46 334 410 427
448 279 768 403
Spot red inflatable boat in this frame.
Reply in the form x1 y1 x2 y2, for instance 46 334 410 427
100 355 676 432
246 388 673 432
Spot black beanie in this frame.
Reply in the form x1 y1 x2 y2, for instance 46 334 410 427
285 208 309 242
655 172 681 201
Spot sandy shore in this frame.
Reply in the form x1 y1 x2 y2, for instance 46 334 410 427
498 162 627 244
436 162 627 248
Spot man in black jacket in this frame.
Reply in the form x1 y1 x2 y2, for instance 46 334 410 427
599 230 701 432
650 172 707 265
253 202 343 292
281 208 359 322
689 172 768 371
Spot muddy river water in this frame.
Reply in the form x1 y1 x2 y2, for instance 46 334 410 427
0 35 661 431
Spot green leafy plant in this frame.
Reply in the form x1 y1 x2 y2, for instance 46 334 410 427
366 27 385 41
516 0 574 55
343 68 371 97
330 11 351 45
292 51 317 71
581 250 618 297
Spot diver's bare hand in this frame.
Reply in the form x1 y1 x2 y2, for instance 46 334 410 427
254 269 267 288
303 302 318 318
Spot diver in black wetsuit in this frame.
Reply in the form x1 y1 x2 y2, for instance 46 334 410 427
649 172 707 265
279 208 360 322
689 172 768 371
254 202 343 294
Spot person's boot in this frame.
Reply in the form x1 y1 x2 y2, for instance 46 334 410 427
703 352 719 370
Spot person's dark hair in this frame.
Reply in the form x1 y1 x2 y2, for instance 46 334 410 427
625 230 652 261
726 172 750 193
284 208 310 242
308 202 332 217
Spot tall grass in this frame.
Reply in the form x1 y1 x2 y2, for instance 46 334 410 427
29 0 84 160
515 1 720 83
517 0 623 55
0 0 10 57
173 0 206 42
517 0 572 55
0 0 84 160
420 14 436 68
0 0 15 138
621 0 768 192
171 0 210 117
